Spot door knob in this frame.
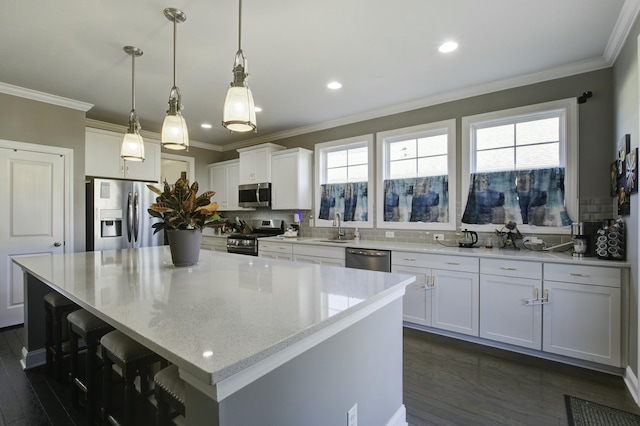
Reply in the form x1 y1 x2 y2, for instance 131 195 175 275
54 242 62 247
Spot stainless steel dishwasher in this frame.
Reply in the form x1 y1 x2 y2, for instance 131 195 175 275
345 248 392 272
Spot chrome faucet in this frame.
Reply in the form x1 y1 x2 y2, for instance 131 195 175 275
333 213 345 239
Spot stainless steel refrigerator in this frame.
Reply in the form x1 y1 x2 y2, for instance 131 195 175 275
86 177 164 251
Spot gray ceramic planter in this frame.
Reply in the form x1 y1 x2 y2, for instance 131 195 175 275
166 229 202 266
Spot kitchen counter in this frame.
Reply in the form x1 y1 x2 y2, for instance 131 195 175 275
13 246 414 425
262 236 631 268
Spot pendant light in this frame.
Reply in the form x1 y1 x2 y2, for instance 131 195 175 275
161 7 189 150
222 0 257 133
121 46 145 161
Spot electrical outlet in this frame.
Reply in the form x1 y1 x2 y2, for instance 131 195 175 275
434 233 444 241
385 231 395 238
309 219 314 227
347 403 357 426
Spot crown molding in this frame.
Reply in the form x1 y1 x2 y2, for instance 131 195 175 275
217 56 611 152
85 118 222 151
0 82 93 112
605 0 640 63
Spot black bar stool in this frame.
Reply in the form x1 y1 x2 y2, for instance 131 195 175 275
101 330 165 426
154 364 185 426
44 291 80 382
67 309 114 424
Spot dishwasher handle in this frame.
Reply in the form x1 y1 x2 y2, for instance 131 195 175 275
347 249 388 257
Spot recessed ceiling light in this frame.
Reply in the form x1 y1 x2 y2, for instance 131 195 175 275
201 123 212 129
438 41 458 53
327 81 342 90
255 106 263 112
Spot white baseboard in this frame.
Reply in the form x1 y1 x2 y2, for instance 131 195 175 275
21 346 46 370
387 404 407 426
624 365 640 405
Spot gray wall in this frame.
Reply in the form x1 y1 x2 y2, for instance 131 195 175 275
0 92 87 251
613 16 640 383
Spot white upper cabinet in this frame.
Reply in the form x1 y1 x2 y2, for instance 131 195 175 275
237 143 285 184
85 128 160 182
271 148 313 210
208 159 250 211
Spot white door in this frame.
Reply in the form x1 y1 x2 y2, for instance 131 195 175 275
0 147 65 327
392 264 431 326
431 269 479 336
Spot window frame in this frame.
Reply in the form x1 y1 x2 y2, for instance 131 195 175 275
376 119 457 231
314 134 374 229
461 98 578 235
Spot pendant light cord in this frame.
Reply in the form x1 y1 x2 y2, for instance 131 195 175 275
173 17 177 88
131 53 136 110
238 0 243 51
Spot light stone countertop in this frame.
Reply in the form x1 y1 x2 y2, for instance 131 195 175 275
261 236 631 268
13 246 414 392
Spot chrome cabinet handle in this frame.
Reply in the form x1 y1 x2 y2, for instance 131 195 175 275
501 267 517 270
570 272 590 277
404 258 416 261
446 262 460 265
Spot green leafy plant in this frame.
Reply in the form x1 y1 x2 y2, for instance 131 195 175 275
147 177 224 234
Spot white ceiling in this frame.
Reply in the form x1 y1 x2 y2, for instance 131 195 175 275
0 1 635 151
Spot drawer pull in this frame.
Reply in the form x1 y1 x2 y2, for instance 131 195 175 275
404 258 416 261
500 267 517 270
570 273 590 277
446 262 460 265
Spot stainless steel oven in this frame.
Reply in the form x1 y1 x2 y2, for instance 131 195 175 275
226 219 284 256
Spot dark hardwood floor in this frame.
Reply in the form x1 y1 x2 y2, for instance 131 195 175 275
2 324 639 425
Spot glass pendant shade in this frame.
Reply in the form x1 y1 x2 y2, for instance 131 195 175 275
121 131 145 161
223 84 256 132
161 113 189 150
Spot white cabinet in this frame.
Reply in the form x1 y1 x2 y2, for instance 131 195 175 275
85 128 160 182
479 259 543 349
393 252 479 336
293 244 345 267
208 159 250 211
271 148 313 210
542 264 621 366
259 240 293 261
237 143 285 184
201 235 228 252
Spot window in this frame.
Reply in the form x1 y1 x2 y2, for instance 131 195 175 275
461 98 578 234
376 120 456 230
315 135 374 228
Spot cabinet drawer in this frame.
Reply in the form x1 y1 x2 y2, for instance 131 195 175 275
480 259 542 279
544 263 621 288
294 244 345 259
392 252 478 273
259 241 293 254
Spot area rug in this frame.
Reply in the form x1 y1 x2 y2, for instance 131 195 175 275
565 395 640 425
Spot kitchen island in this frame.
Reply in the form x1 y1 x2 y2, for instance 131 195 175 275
14 246 414 426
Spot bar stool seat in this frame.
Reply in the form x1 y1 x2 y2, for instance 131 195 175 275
154 365 185 425
101 330 165 426
44 291 80 382
67 309 114 424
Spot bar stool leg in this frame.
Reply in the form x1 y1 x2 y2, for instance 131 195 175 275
102 345 113 425
123 366 136 426
52 309 65 381
45 307 54 375
69 327 80 407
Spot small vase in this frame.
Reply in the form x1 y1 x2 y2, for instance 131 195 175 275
166 229 202 266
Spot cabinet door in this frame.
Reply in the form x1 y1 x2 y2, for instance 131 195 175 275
480 275 542 349
392 265 431 326
542 281 621 366
271 149 312 210
225 162 243 210
260 251 293 261
238 150 256 184
86 130 123 178
124 141 160 182
251 148 272 183
209 164 228 209
431 269 479 336
293 255 345 267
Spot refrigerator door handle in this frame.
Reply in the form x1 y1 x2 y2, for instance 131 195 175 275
133 192 139 243
127 192 133 243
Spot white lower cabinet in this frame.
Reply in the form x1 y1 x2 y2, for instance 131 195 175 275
542 264 621 366
479 259 543 349
393 252 479 337
293 244 345 267
201 235 228 252
259 241 293 261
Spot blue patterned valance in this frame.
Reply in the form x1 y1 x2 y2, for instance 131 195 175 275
318 182 368 221
383 175 449 223
462 167 572 226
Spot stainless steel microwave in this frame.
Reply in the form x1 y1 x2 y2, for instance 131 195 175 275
238 182 272 207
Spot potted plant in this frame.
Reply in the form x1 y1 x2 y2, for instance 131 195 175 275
147 176 224 266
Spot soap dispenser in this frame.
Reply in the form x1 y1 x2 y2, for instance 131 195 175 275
354 227 360 241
